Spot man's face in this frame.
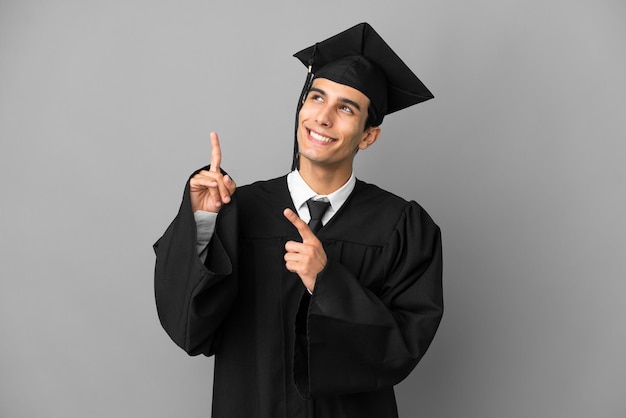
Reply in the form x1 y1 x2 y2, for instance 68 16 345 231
297 78 379 172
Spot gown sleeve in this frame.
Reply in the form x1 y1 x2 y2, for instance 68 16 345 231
153 169 239 356
294 201 443 398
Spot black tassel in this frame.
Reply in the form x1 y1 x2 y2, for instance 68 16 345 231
291 43 318 171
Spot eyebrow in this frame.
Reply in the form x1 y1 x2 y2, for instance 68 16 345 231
309 87 362 112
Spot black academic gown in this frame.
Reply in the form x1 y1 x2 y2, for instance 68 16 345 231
154 172 443 418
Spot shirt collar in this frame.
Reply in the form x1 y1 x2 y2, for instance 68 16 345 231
287 170 356 213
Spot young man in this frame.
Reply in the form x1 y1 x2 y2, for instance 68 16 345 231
154 23 443 418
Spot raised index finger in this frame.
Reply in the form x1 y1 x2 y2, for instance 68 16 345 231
283 208 316 242
210 132 222 172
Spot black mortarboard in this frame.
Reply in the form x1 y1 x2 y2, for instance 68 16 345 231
294 22 433 125
291 22 433 170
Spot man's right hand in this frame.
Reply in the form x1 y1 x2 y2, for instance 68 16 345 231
189 132 237 213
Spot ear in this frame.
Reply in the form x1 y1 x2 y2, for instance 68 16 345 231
358 127 381 150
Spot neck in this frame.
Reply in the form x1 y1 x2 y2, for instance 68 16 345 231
297 159 352 195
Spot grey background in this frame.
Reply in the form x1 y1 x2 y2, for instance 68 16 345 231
1 0 625 417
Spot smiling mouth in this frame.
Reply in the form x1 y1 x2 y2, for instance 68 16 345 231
308 129 335 143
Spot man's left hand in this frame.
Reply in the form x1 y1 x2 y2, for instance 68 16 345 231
283 208 327 292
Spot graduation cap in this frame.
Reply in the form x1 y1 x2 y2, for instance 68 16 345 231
291 22 433 170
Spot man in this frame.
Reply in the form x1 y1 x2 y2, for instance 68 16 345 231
154 22 443 418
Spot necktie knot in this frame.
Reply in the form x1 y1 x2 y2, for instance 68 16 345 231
306 199 330 234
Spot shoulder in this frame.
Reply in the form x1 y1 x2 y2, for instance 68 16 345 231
237 175 288 202
352 179 433 223
234 175 295 237
353 179 407 207
326 180 439 246
358 180 439 234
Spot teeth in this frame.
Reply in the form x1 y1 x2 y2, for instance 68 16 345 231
310 130 333 142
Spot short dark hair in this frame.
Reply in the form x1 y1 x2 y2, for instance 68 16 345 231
364 104 378 131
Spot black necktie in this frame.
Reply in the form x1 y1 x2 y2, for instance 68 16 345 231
306 199 330 234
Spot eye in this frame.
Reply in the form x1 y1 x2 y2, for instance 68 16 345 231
340 104 354 114
309 94 324 102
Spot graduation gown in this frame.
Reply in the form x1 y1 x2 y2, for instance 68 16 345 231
154 172 443 418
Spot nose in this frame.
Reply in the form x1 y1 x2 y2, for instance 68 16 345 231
315 105 332 127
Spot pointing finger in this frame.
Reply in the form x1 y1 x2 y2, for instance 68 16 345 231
210 132 222 172
283 208 315 242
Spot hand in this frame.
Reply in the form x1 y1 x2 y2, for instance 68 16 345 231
189 132 237 213
283 208 327 292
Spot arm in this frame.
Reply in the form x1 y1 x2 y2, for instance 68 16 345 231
195 210 217 262
154 133 238 356
293 202 443 398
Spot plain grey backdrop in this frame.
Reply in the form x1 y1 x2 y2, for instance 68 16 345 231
1 0 625 417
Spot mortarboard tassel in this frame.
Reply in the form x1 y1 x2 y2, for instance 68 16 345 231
291 43 318 171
